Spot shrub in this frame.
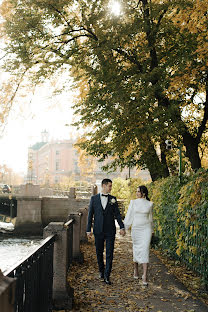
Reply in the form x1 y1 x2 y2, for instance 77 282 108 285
149 169 208 289
112 177 143 212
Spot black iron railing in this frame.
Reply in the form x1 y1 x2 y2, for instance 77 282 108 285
0 196 17 220
5 235 56 312
154 210 208 290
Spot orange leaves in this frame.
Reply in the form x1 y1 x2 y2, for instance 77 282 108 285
172 0 208 61
167 0 208 101
65 231 208 312
0 0 14 21
67 239 152 311
153 249 208 306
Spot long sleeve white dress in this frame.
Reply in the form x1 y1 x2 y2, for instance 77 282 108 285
124 198 153 264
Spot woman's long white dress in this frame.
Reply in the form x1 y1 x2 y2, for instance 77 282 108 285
124 198 153 264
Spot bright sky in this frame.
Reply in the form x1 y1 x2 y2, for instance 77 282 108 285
0 0 121 175
0 1 78 174
0 80 78 174
109 1 122 16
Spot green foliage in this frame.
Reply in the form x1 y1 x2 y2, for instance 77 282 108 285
149 176 181 255
111 171 208 288
111 176 144 212
149 169 208 288
111 177 130 200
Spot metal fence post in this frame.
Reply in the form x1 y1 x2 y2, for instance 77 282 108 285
179 145 183 183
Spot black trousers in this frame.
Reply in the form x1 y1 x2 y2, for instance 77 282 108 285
94 233 115 278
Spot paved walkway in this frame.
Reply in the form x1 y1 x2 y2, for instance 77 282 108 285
67 231 208 312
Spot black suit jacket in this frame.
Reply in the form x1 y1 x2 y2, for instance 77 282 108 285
86 193 124 236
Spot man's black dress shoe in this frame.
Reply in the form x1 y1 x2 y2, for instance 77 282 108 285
104 277 112 285
99 272 104 279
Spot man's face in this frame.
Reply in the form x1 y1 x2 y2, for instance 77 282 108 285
102 182 112 194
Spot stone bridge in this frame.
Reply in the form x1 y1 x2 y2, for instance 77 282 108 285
0 186 90 235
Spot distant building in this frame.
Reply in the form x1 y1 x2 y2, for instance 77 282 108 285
27 132 151 185
27 131 79 184
27 139 80 184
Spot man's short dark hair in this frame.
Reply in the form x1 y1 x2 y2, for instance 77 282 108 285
101 178 112 185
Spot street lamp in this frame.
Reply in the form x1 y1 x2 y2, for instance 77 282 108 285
165 140 172 150
165 140 183 183
178 145 182 183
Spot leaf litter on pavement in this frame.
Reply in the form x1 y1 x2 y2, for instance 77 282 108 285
66 236 156 311
60 232 208 312
152 249 208 306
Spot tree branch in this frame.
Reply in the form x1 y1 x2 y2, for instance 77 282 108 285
48 4 72 29
52 28 86 38
47 3 98 43
0 52 8 61
0 68 28 136
155 9 167 31
113 48 143 72
82 26 98 41
7 69 28 110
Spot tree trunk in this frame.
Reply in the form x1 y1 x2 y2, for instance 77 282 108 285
160 151 170 177
141 140 170 181
160 141 170 178
182 132 201 170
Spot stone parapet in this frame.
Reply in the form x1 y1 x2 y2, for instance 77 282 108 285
43 222 74 310
78 207 88 242
0 270 16 312
69 212 84 263
19 183 40 197
41 197 89 227
14 197 42 235
4 195 89 236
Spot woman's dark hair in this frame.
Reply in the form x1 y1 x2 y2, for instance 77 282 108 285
138 185 150 201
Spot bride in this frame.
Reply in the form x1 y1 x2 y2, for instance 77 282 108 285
124 185 154 286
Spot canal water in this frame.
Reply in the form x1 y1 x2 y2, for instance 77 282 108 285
0 222 42 274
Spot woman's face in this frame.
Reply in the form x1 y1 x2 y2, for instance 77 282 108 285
136 188 142 198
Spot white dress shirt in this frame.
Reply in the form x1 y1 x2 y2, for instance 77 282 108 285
100 193 108 210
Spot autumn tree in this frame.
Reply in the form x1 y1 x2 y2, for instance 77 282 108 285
0 164 23 185
0 0 207 181
76 140 97 182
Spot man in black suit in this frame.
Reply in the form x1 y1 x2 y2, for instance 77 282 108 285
86 178 125 285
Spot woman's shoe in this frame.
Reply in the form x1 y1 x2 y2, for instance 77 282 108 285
134 271 139 279
142 275 148 286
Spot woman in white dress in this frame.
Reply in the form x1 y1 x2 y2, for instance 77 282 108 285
124 185 153 285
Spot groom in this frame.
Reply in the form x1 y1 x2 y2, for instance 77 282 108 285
87 178 125 285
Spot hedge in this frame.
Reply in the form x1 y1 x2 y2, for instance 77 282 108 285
149 169 208 289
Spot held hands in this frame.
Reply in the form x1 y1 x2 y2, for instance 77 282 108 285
87 230 126 237
120 228 126 236
87 232 93 239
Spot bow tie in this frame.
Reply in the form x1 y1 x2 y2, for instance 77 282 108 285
101 194 109 197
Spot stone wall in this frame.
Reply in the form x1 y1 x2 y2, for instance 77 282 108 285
14 197 42 235
19 184 40 196
41 197 89 227
12 196 89 235
0 185 90 235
